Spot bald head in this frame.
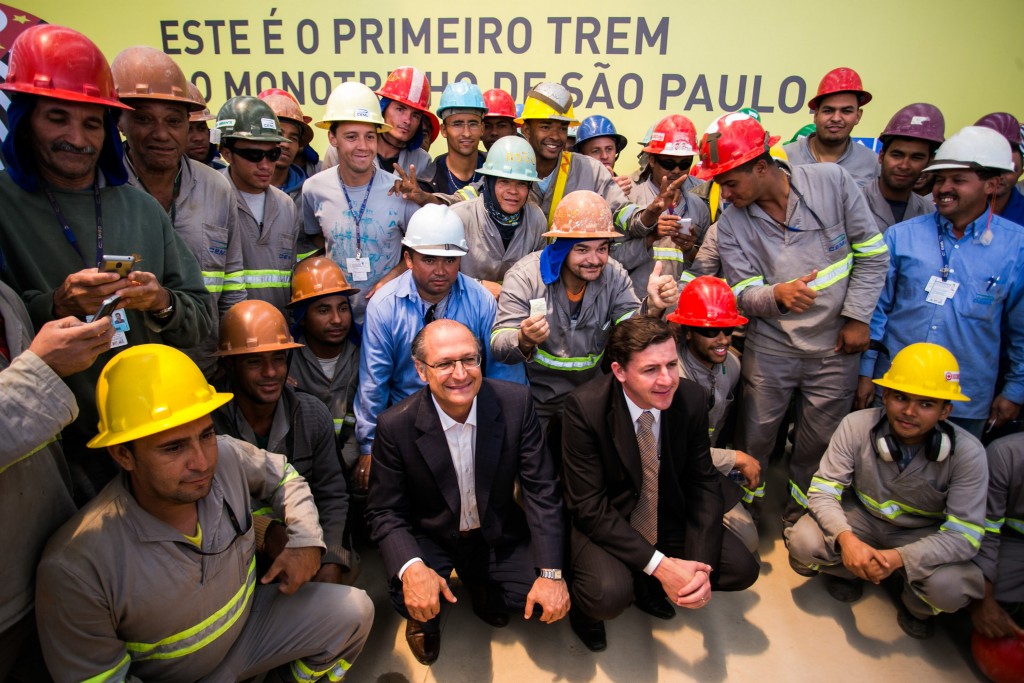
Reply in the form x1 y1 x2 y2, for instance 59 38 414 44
411 319 480 363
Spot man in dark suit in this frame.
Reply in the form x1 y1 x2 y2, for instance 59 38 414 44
366 319 569 665
561 316 759 651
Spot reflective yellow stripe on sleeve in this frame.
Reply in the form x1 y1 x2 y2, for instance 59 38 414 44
809 476 844 501
854 488 945 521
851 233 888 258
276 463 300 489
202 270 226 293
788 480 809 509
731 276 764 297
0 435 59 476
940 515 985 549
984 517 1004 534
534 348 604 372
653 246 685 263
243 270 293 289
803 254 853 291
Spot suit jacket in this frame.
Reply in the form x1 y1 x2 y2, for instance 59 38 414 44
366 378 564 578
561 373 725 573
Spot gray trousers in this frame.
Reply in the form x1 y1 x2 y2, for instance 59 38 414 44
991 535 1024 603
199 582 374 682
788 505 984 619
737 348 859 526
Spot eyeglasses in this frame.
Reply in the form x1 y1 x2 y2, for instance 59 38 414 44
652 156 692 172
418 354 482 375
692 327 735 338
446 120 482 133
229 146 283 163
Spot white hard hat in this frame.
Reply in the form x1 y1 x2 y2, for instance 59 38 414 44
316 82 391 132
924 125 1015 174
402 205 468 257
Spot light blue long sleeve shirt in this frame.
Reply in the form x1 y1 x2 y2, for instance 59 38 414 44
355 270 526 454
862 210 1024 419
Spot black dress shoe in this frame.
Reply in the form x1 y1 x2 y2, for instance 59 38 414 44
405 619 440 665
633 590 677 620
569 608 607 652
468 582 510 628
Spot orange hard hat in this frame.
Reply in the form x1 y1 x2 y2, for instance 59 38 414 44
289 257 360 307
258 88 314 146
542 190 620 239
216 300 303 356
111 46 203 111
668 276 748 327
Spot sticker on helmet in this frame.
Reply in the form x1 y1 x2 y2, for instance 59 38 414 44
355 108 369 118
216 119 236 128
944 371 960 381
910 116 930 126
261 117 277 129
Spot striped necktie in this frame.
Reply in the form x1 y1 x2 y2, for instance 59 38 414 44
631 410 659 545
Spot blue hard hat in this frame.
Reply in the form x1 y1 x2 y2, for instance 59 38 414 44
436 79 487 121
574 115 627 152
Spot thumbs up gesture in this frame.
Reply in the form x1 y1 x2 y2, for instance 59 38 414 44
646 261 680 314
773 270 818 314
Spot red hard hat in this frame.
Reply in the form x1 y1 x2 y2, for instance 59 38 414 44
879 103 945 146
974 112 1024 149
483 88 516 119
697 113 780 180
376 66 440 134
643 115 698 157
668 276 748 327
971 631 1024 683
0 25 130 110
808 67 872 111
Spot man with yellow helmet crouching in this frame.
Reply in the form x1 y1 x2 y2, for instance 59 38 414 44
34 344 373 682
788 343 987 640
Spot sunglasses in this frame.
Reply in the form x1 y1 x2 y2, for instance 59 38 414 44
229 146 283 163
692 327 734 338
652 156 693 172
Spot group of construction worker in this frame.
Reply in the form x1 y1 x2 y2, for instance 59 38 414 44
0 20 1022 682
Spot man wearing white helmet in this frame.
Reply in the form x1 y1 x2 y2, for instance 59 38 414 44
353 204 525 492
301 82 419 322
426 79 488 195
450 135 548 297
858 126 1024 439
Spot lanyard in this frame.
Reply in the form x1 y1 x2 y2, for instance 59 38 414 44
340 170 374 259
43 179 103 268
935 214 951 281
787 182 827 230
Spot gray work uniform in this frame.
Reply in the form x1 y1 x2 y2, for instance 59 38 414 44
288 342 360 466
491 251 638 419
222 172 299 316
531 153 651 238
976 433 1024 603
782 135 880 189
862 178 934 232
450 195 548 283
717 162 889 524
615 176 711 296
36 436 373 683
789 409 987 619
0 283 77 657
678 344 758 553
127 156 245 378
213 386 351 570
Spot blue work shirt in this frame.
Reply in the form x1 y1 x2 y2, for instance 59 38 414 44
862 209 1024 419
355 270 527 454
1000 187 1024 229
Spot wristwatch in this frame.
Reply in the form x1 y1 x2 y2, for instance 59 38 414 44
538 568 563 581
151 297 175 321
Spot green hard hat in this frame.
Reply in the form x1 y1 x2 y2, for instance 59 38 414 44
216 96 289 143
738 107 761 122
478 135 538 183
788 123 816 144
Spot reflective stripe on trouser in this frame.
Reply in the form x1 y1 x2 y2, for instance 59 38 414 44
126 557 257 662
197 582 374 682
786 504 984 617
736 348 859 526
83 654 130 683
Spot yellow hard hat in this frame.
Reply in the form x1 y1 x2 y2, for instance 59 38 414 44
873 342 970 402
515 82 579 125
88 344 234 448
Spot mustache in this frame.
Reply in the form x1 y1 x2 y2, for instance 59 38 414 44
52 140 98 155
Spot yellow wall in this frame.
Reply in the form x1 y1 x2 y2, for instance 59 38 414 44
14 1 1024 169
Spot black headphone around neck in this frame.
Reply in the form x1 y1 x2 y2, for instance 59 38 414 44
870 414 956 464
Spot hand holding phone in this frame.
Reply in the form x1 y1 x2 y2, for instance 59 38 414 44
100 254 140 278
93 293 122 320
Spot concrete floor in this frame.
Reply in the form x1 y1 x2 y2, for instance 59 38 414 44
343 464 988 683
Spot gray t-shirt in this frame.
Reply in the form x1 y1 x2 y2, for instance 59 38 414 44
301 166 418 321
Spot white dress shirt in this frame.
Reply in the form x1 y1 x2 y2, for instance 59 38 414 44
622 391 665 575
397 395 481 580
